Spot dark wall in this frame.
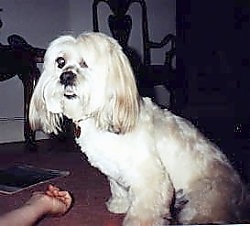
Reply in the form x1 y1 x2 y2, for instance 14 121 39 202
177 0 250 128
176 0 250 181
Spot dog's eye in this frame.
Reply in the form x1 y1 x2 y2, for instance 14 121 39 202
56 57 66 69
80 59 88 68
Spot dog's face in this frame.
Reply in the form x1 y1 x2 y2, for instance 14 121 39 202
29 32 140 135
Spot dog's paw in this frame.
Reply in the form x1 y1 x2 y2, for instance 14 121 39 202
123 216 168 226
106 197 130 214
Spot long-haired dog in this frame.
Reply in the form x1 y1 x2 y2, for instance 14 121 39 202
29 32 249 225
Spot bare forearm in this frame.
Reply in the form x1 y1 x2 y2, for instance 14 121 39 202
0 203 48 226
0 185 72 226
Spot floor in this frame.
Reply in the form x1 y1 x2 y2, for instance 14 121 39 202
0 139 124 226
0 122 250 226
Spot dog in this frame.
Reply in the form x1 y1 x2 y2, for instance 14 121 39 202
29 32 249 225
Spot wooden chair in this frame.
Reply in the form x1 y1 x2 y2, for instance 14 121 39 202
92 0 180 112
0 33 45 146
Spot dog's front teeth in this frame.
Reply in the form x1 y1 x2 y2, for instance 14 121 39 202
64 86 75 94
64 86 77 98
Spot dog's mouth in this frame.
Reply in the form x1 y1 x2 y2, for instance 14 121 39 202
64 86 77 99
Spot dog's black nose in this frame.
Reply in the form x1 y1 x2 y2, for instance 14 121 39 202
60 71 76 86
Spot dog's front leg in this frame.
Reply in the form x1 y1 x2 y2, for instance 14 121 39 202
106 178 130 214
123 163 174 226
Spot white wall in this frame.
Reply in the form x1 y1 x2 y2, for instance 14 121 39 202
0 0 175 143
0 0 71 143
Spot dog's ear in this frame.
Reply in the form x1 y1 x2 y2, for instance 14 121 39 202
96 42 140 134
29 69 63 135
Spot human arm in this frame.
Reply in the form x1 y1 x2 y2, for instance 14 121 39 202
0 185 72 226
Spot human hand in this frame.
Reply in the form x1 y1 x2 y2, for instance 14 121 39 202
26 184 73 216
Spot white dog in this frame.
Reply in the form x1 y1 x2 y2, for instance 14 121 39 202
29 32 249 225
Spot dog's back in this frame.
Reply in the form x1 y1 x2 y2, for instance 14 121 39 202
143 98 250 223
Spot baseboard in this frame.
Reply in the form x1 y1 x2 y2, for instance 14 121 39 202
0 118 48 144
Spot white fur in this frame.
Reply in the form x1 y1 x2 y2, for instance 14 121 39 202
29 32 249 225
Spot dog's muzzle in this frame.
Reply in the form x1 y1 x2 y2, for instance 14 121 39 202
60 71 77 99
60 71 76 87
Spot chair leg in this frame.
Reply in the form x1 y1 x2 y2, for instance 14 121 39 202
20 68 39 150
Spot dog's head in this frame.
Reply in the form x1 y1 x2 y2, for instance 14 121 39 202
29 32 140 135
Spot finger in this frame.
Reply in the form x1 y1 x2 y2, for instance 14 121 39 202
57 191 69 197
57 191 72 206
45 190 54 197
59 191 72 202
46 189 60 198
56 194 70 204
48 184 60 193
